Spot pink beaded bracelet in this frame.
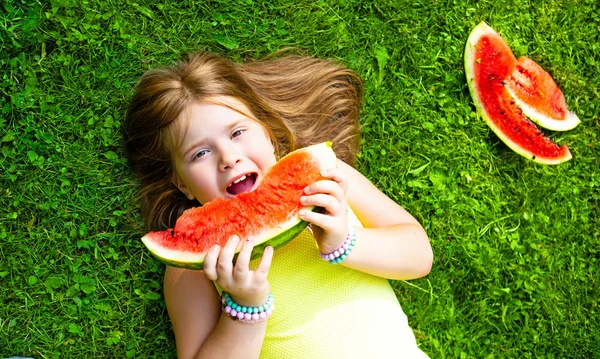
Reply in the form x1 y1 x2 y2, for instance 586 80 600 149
320 227 357 264
220 292 274 323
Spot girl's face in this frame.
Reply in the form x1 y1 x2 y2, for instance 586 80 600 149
170 97 277 204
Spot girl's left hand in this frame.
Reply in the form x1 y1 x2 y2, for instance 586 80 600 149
299 168 349 254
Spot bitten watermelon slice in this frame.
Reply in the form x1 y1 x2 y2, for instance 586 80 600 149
142 142 337 269
464 22 574 164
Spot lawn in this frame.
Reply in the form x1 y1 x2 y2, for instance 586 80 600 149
1 0 599 358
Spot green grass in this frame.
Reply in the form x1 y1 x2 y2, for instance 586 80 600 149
1 0 599 357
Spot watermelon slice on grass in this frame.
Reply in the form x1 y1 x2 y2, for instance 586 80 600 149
464 22 578 164
142 142 337 269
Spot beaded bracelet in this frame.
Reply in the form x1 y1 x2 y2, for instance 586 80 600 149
221 292 274 323
320 227 357 264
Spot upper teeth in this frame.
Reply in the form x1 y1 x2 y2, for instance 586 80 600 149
229 175 247 187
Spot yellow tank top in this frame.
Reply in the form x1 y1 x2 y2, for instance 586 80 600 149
247 209 429 359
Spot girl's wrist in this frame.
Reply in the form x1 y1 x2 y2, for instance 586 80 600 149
228 290 270 308
221 292 274 323
320 227 357 264
318 228 350 255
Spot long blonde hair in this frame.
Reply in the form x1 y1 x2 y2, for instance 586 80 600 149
124 51 363 231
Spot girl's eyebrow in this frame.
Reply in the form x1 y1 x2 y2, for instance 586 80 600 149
181 119 245 157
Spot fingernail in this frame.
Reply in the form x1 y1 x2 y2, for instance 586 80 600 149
321 170 329 176
300 196 307 204
299 210 307 217
304 186 310 193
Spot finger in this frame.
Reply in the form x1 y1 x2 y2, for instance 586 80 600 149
304 180 347 206
301 193 344 216
202 245 221 281
299 208 336 231
253 246 273 283
320 168 348 193
233 237 255 279
217 235 240 278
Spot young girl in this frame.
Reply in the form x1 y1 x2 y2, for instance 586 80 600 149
124 51 433 358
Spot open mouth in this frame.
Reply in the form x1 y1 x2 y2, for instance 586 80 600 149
226 173 257 195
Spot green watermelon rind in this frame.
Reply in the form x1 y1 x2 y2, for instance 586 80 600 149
504 86 581 131
464 22 572 165
142 211 317 270
141 142 337 269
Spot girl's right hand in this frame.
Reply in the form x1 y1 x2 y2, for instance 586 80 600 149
203 235 273 307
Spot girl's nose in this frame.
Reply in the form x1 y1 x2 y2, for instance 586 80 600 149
218 148 242 171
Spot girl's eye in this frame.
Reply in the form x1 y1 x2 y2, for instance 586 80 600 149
193 149 209 160
231 129 244 138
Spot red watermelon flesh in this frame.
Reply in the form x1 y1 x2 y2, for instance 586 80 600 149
505 57 580 131
172 150 320 249
465 22 572 164
142 142 337 269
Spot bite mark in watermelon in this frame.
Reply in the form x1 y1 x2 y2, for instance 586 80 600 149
141 142 337 269
505 57 580 131
465 22 574 164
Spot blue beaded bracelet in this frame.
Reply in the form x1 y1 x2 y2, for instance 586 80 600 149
320 227 357 264
221 292 274 323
